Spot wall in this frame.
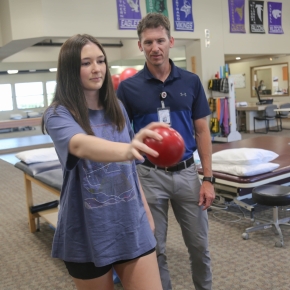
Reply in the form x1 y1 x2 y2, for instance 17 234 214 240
0 0 227 82
0 72 56 120
1 0 289 71
0 0 290 118
229 56 290 103
1 0 289 69
221 0 290 55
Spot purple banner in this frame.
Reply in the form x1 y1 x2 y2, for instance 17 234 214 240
268 2 283 34
172 0 194 32
228 0 246 33
116 0 142 30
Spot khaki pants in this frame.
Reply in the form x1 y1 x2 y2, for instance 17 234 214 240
137 163 212 290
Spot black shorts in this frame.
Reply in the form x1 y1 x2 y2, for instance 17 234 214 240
64 248 155 280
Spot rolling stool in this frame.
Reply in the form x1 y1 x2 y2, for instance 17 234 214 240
242 184 290 247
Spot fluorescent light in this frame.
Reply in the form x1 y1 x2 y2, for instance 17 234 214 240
29 70 36 72
172 57 186 61
111 66 120 68
7 70 18 74
236 57 241 60
49 68 57 72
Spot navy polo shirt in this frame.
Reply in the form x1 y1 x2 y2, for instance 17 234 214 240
117 59 210 160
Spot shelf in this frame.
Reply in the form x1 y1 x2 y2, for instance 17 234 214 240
37 208 58 228
209 76 242 143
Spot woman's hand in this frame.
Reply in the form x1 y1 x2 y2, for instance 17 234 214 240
127 122 169 161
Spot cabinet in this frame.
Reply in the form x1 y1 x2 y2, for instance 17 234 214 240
210 77 242 142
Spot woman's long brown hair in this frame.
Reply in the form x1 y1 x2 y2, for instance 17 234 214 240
41 34 125 135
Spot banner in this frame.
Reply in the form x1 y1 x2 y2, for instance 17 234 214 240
146 0 168 17
249 0 265 33
228 0 246 33
172 0 194 32
116 0 142 30
268 2 283 34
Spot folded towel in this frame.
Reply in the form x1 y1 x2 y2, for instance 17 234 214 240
236 102 248 107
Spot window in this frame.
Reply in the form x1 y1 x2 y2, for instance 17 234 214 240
15 82 44 109
46 81 57 105
0 84 13 111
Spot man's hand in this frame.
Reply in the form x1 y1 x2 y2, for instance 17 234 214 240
198 182 215 210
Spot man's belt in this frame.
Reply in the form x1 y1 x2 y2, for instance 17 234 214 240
142 156 194 172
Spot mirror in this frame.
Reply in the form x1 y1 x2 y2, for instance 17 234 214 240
251 63 289 97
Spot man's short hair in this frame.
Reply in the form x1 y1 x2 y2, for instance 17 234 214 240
137 13 171 40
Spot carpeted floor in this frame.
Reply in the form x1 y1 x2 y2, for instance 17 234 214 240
1 159 290 289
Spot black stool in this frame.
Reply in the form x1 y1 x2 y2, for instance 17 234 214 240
242 184 290 247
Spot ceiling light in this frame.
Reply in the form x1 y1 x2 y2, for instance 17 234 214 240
49 68 57 72
172 57 186 61
29 70 36 72
236 57 241 60
269 57 273 61
111 66 120 68
7 70 18 74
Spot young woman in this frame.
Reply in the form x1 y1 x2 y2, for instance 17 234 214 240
41 34 163 290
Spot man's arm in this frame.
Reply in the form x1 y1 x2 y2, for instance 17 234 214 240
193 117 215 210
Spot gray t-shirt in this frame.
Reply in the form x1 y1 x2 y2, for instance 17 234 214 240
44 104 156 267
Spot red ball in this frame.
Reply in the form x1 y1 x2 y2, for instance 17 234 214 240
144 127 185 167
111 74 120 91
119 68 138 81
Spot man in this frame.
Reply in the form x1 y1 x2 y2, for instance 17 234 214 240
117 13 215 290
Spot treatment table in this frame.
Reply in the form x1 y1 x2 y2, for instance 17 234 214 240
15 136 290 232
198 135 290 212
198 136 290 197
15 160 62 232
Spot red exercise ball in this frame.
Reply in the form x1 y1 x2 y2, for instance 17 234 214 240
144 127 185 167
119 68 138 81
111 74 120 91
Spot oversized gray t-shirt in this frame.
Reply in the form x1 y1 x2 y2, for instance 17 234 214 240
44 104 156 267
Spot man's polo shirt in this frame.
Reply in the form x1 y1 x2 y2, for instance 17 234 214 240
117 60 211 160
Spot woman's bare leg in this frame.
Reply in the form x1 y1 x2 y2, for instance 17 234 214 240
114 251 162 290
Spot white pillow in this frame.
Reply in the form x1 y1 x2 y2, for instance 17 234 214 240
28 112 40 117
10 114 23 120
212 162 279 176
212 148 278 165
15 147 58 164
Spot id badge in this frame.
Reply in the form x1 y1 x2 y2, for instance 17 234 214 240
157 107 171 125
